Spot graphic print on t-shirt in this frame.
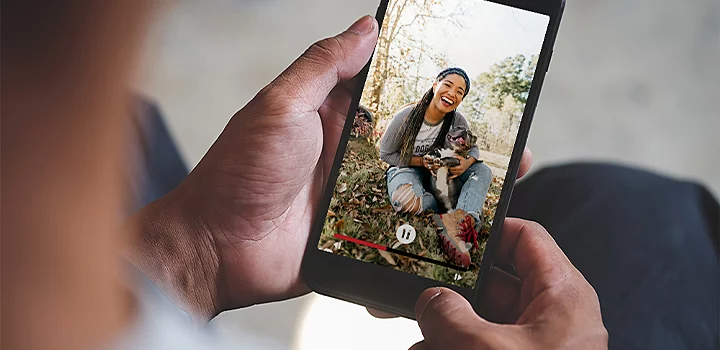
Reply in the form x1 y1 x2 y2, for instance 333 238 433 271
413 121 442 156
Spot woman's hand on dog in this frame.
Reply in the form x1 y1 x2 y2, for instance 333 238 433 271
448 155 475 179
422 155 441 173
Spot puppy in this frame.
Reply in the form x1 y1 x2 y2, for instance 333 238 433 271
423 127 478 213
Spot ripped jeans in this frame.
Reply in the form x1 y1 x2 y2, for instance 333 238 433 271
385 162 493 222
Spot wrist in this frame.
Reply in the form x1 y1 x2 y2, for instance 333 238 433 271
126 186 221 323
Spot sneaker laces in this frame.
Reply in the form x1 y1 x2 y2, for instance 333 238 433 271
458 215 479 250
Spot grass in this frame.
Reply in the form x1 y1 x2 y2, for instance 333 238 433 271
318 138 505 288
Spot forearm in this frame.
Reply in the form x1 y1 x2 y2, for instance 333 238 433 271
468 146 480 162
409 156 425 167
380 151 404 167
125 188 221 324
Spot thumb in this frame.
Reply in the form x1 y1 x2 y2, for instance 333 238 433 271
260 15 378 113
415 288 496 349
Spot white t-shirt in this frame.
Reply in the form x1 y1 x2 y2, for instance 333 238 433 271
412 120 443 156
109 265 287 349
379 104 478 167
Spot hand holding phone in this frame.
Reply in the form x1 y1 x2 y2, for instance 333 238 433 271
412 219 607 349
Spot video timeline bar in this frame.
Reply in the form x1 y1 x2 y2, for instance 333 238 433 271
333 233 469 272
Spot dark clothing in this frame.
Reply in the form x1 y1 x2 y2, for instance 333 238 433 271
508 163 719 350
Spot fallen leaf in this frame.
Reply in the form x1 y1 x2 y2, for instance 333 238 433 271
327 210 336 218
333 220 345 231
353 218 363 223
372 205 393 214
391 241 402 249
321 240 336 249
338 183 347 193
378 250 396 265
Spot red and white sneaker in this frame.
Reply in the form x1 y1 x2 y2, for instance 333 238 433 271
433 209 479 268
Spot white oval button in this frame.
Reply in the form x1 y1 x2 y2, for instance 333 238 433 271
396 224 416 245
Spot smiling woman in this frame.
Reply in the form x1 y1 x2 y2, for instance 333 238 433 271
376 67 493 270
387 67 472 166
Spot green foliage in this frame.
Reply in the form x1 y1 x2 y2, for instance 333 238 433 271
460 54 538 156
477 54 537 108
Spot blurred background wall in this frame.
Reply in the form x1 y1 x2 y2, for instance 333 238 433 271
135 0 719 348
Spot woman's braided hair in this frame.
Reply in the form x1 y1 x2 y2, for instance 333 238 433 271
397 67 471 165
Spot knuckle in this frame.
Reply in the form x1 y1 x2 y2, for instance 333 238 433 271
427 291 464 319
306 37 344 66
525 220 549 234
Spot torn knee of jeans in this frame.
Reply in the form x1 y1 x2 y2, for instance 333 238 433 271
391 184 423 215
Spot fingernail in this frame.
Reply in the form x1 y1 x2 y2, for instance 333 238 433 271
347 15 375 35
418 287 442 322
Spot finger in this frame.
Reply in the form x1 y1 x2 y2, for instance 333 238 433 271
262 15 378 113
319 84 360 185
495 218 577 301
366 307 398 319
408 340 430 350
308 16 378 181
517 147 532 179
415 287 491 348
476 267 522 324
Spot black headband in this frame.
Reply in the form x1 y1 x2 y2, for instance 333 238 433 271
437 67 471 96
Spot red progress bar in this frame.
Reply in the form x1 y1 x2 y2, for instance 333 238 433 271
333 233 469 272
333 233 386 251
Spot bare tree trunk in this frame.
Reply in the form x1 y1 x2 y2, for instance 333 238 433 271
365 0 463 120
367 0 411 116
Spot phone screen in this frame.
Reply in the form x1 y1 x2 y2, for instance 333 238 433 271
318 0 550 288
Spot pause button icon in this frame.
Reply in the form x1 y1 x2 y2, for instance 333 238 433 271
396 224 416 244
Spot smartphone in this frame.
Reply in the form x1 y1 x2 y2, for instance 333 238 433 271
302 0 564 319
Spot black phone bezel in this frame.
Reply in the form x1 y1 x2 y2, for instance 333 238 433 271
301 0 566 320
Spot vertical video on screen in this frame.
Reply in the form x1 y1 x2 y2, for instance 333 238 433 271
318 0 549 288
